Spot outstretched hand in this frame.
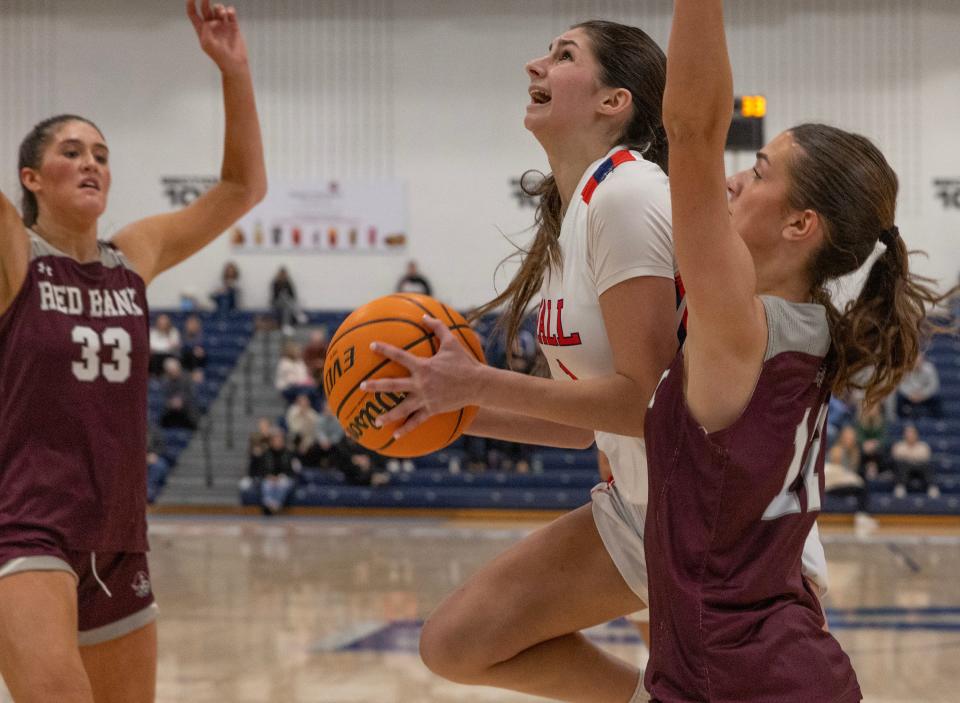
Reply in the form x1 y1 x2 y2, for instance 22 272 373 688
187 0 249 74
361 316 484 438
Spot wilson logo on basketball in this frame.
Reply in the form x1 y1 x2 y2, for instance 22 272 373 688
345 391 406 441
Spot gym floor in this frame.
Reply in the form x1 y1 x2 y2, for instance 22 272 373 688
2 514 957 702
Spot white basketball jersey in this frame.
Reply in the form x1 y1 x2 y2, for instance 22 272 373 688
538 146 679 505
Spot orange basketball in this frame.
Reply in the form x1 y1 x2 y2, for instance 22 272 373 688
322 293 486 458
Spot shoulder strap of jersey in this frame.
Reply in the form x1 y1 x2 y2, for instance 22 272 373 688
580 149 636 204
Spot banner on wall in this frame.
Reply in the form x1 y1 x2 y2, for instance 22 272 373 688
161 176 218 208
230 181 407 254
934 178 960 210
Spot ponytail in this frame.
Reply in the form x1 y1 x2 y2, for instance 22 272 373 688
816 229 954 408
470 172 562 359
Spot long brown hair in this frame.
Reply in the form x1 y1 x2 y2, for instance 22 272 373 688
471 20 668 355
790 124 956 408
18 114 104 228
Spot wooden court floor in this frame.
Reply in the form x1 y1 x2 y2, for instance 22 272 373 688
2 515 959 702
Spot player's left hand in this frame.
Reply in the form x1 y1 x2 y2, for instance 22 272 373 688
361 315 483 438
187 0 249 74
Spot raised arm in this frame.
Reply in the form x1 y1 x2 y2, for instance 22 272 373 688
0 192 29 316
113 1 266 285
664 1 763 353
664 0 767 429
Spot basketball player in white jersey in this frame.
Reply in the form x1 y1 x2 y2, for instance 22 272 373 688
364 20 826 702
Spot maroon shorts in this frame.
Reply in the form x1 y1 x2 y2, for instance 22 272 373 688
0 545 157 646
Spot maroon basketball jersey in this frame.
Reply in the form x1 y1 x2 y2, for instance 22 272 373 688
0 233 149 552
643 296 861 702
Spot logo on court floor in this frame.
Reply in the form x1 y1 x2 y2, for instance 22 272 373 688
131 571 152 598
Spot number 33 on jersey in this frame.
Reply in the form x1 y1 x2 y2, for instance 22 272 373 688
1 234 149 390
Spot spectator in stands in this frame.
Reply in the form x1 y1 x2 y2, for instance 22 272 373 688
286 393 322 464
303 327 329 385
395 259 433 296
146 423 169 504
857 402 889 479
896 352 943 418
159 357 198 430
827 424 861 476
340 438 389 487
823 436 873 533
275 340 318 406
149 313 182 376
314 398 348 469
251 428 301 514
271 265 307 335
211 260 241 312
462 436 490 473
179 314 208 383
247 416 274 476
891 423 939 498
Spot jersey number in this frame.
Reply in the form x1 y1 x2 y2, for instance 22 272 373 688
71 326 132 383
762 402 828 520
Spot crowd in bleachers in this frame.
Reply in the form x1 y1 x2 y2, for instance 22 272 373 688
145 304 256 502
823 331 960 522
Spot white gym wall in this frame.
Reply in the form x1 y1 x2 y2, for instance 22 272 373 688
1 0 957 309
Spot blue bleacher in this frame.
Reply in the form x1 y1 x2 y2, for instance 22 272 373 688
148 310 256 502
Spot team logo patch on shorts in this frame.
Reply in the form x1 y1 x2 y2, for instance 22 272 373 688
131 571 152 598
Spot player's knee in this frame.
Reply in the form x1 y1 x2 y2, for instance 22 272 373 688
419 612 488 683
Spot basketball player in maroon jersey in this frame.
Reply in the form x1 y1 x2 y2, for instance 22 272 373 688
642 1 952 700
0 3 265 701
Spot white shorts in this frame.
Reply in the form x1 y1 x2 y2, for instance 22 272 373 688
802 521 830 596
591 479 649 609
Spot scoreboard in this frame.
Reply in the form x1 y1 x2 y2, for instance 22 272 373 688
726 95 766 152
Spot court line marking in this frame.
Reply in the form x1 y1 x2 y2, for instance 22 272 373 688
886 543 923 573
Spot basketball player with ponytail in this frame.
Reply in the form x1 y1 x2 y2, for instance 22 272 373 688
641 1 954 700
364 18 826 703
0 3 264 701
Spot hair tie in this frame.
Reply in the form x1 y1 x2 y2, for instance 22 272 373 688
879 225 900 248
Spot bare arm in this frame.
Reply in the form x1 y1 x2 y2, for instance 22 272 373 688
0 192 29 316
467 408 596 449
113 1 266 285
364 275 678 438
664 0 767 430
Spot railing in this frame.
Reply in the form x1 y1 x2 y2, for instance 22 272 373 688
224 382 236 451
201 415 213 488
243 352 253 416
262 327 272 385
